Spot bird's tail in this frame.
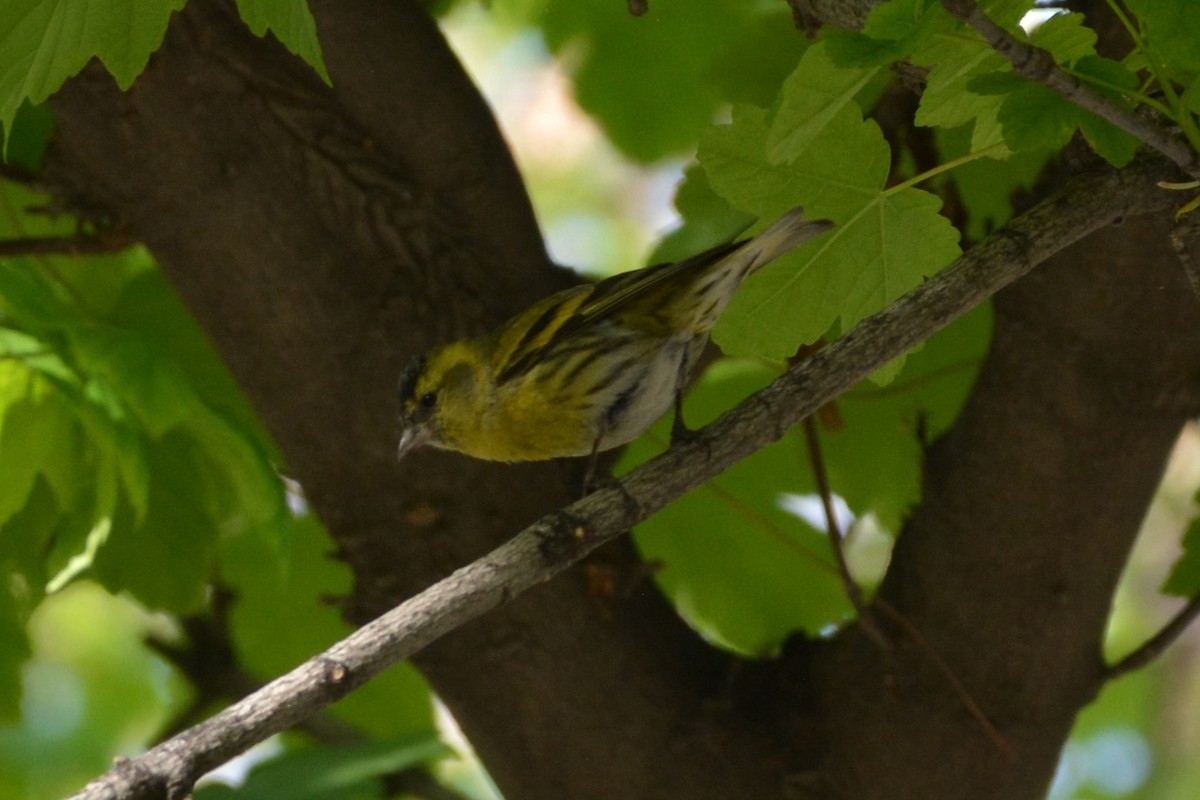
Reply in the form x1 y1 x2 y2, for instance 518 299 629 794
746 206 834 271
680 207 833 334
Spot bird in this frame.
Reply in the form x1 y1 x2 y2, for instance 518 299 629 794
396 207 832 467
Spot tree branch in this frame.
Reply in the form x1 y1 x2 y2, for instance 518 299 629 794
802 415 887 648
1105 592 1200 680
939 0 1200 178
63 152 1177 800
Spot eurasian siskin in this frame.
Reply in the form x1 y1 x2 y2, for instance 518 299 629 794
397 207 832 463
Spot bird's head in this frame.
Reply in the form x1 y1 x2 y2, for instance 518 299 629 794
397 343 486 460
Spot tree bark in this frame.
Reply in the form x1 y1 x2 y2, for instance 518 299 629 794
47 1 771 797
43 0 1200 798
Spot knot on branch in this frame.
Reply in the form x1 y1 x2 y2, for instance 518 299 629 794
317 656 351 685
535 511 590 564
106 750 175 800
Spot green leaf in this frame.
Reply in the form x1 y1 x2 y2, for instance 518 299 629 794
95 262 279 523
0 325 151 528
1028 11 1096 66
831 304 991 531
987 79 1140 167
911 15 1009 135
57 262 287 536
74 382 150 522
0 582 191 797
1184 77 1200 116
90 434 221 612
234 0 330 84
705 5 806 107
719 187 959 360
704 100 888 222
1076 107 1140 167
822 28 906 69
952 13 1139 166
620 305 989 654
0 480 62 726
863 0 941 41
69 328 196 437
767 42 883 163
700 103 959 361
195 735 450 800
823 0 943 68
1 204 289 607
538 0 798 162
936 123 1051 241
1 100 53 169
0 572 31 720
992 80 1077 152
648 165 754 265
980 0 1035 29
77 360 282 541
0 0 185 145
0 366 79 528
0 478 57 602
623 361 851 654
0 258 76 332
183 402 287 535
221 513 435 737
902 3 1051 150
1164 512 1200 597
1125 0 1200 74
1074 54 1140 97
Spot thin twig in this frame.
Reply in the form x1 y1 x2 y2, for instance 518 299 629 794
1105 593 1200 681
0 232 135 258
939 0 1200 179
802 411 1004 752
62 155 1177 800
801 416 889 649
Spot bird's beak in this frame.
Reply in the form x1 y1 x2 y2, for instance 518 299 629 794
397 422 431 461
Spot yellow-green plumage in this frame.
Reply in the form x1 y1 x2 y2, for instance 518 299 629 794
397 207 832 463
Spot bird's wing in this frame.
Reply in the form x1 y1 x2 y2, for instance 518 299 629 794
493 242 742 384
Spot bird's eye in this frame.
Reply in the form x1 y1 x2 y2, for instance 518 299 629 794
420 392 437 409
